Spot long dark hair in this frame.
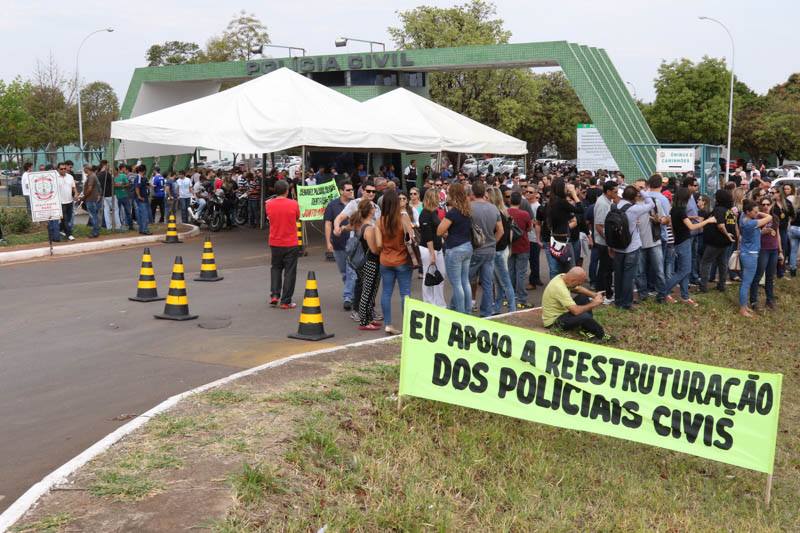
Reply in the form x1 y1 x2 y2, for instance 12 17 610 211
673 187 692 209
549 176 566 205
379 190 401 239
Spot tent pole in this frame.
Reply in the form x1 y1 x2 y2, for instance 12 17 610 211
260 153 266 229
300 145 308 256
457 153 461 175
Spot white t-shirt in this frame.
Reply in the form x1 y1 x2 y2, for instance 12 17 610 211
341 199 380 221
191 172 201 184
177 177 193 198
21 171 30 196
192 180 206 197
57 173 75 205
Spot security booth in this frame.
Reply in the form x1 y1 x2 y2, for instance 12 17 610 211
628 143 724 195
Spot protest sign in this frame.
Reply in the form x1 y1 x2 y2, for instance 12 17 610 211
27 171 62 222
296 181 339 221
399 299 782 474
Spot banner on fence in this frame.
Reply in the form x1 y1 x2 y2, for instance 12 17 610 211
296 181 339 221
399 298 782 474
27 171 62 222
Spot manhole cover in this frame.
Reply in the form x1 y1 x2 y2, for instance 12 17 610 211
198 316 232 329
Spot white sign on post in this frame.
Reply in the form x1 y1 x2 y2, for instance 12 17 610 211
656 148 695 173
27 171 62 222
576 124 619 171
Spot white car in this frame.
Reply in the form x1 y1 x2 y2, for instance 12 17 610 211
478 157 505 175
499 159 524 175
461 158 478 177
766 165 800 179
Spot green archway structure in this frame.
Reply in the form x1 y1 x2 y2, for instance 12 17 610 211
117 41 657 178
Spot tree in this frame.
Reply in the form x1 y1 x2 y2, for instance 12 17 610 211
388 1 588 157
645 56 754 145
145 41 202 66
80 81 119 149
25 54 76 163
0 78 34 151
212 10 270 61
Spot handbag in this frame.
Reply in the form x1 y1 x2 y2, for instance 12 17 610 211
728 250 741 271
470 221 486 249
404 227 422 270
549 236 570 262
510 218 524 242
424 264 444 286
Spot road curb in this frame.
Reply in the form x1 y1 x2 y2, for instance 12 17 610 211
0 305 540 532
0 225 200 265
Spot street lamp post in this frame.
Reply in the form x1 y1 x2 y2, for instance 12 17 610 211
251 43 307 57
699 16 735 178
76 28 113 173
334 37 386 53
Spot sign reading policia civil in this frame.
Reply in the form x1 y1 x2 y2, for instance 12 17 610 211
399 299 782 475
296 181 339 221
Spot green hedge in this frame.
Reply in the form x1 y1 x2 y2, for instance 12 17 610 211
0 207 32 234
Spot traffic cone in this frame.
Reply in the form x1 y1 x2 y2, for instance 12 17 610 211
194 237 223 281
288 271 334 341
162 214 182 243
129 248 165 302
297 220 307 257
154 256 198 321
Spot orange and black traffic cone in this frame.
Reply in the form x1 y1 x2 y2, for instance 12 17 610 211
162 214 182 243
154 256 198 321
129 247 165 302
194 237 223 281
288 271 333 341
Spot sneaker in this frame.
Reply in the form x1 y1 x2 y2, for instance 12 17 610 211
350 311 360 322
358 323 381 331
60 231 66 237
516 303 531 310
343 300 352 311
67 235 75 241
279 302 297 310
269 297 279 306
602 297 614 305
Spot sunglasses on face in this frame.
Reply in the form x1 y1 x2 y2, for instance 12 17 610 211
364 189 376 193
410 192 418 195
761 202 771 207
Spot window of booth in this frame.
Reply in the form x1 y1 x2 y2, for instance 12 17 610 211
310 71 346 87
350 70 398 86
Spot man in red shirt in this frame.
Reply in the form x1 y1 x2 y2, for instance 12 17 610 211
265 180 300 308
508 191 533 308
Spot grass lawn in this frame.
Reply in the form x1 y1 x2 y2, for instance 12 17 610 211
0 223 168 247
213 282 799 531
11 279 800 532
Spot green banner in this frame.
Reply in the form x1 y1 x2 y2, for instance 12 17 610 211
296 181 339 221
399 299 782 474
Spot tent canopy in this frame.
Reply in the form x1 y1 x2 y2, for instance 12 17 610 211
362 88 527 155
110 68 442 157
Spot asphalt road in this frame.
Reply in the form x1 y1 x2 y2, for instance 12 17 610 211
0 224 547 511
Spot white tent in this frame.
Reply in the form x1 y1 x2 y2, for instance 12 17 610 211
110 68 442 157
362 88 527 155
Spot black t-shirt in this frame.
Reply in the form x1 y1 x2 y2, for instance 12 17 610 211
97 170 113 197
444 208 471 249
671 205 690 245
419 208 442 251
496 213 511 251
703 205 730 248
537 202 551 243
774 203 793 231
548 197 576 239
323 198 349 250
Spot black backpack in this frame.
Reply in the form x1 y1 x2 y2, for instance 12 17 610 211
604 203 632 249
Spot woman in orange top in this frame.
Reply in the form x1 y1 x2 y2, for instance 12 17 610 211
375 190 414 335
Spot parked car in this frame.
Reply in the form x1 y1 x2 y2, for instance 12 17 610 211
766 165 800 179
461 157 478 177
478 157 504 175
771 177 800 191
498 159 524 175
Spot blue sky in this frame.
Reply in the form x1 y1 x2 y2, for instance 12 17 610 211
2 0 797 103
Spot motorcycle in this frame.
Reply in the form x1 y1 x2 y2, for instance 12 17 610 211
187 190 225 232
234 190 249 226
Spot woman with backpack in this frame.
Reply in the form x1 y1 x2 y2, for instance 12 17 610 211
437 182 473 314
419 188 446 307
488 187 516 314
375 191 414 335
349 199 382 331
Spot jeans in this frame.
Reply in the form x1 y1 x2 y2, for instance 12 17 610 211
419 246 447 308
492 249 516 314
195 198 206 220
664 239 692 300
380 263 412 328
445 241 473 314
595 244 613 298
789 225 800 272
752 249 778 306
739 252 758 307
248 198 260 227
613 248 640 309
470 252 496 317
778 227 789 277
135 199 150 233
60 203 74 236
332 249 356 303
270 245 299 304
508 252 529 306
636 245 666 300
86 200 101 237
699 245 728 292
662 240 676 282
528 241 542 284
117 197 132 229
47 220 61 241
103 196 120 229
690 234 701 284
552 294 605 337
179 198 191 223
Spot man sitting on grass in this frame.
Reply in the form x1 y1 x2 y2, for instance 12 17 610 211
542 266 612 342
